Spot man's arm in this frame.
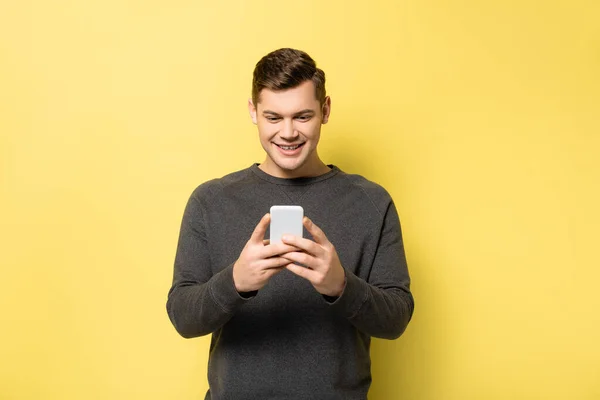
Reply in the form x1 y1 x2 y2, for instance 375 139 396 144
283 201 414 340
166 194 250 338
167 194 296 338
328 201 414 339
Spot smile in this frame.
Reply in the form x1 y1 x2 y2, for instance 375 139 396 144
275 143 305 151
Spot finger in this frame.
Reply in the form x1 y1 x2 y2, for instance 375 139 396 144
261 242 302 259
250 213 270 244
263 239 270 246
303 217 329 246
259 256 293 270
286 263 320 282
281 235 322 257
280 251 317 270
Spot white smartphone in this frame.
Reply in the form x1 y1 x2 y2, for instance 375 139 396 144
269 205 304 244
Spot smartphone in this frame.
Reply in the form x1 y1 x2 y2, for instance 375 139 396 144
269 205 304 244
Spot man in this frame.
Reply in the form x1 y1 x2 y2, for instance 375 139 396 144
167 48 414 399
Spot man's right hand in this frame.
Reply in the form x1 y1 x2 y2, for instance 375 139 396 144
232 213 299 293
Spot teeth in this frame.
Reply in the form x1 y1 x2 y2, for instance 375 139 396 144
280 144 300 150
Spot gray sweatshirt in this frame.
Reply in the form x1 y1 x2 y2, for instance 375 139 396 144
167 164 414 400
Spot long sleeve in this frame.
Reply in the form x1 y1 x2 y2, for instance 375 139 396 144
328 200 414 339
166 191 251 338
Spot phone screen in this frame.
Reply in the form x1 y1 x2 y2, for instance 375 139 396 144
269 205 303 244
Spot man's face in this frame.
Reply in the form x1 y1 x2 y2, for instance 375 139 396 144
248 80 331 178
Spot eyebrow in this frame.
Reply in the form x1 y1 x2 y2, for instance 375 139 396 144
262 109 315 117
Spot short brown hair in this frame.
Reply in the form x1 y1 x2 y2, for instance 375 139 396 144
252 48 326 106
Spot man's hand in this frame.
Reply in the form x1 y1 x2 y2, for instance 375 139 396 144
280 217 346 297
233 213 300 293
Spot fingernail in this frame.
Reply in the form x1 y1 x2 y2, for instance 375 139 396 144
282 235 290 241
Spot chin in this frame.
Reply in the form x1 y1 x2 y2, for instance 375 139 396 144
277 161 303 172
272 156 305 171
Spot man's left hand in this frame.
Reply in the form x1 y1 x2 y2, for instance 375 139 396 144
281 217 346 297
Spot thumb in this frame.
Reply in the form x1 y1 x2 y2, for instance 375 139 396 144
249 213 270 244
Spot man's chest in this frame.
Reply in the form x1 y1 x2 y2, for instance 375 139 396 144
204 188 381 278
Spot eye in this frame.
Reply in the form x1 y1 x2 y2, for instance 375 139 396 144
295 115 311 122
266 116 281 122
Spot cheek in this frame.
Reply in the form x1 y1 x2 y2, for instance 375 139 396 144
302 123 321 140
257 124 277 140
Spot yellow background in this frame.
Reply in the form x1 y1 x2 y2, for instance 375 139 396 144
1 1 599 399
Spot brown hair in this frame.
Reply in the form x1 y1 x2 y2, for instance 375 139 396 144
252 48 326 106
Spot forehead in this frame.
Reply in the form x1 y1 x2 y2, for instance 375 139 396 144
257 80 320 114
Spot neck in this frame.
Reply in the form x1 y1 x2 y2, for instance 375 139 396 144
259 157 331 179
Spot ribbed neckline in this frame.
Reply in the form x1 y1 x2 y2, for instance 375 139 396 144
249 163 341 186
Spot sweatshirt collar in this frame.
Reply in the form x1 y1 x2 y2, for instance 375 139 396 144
250 163 340 186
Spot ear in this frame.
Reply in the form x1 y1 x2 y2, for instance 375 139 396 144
248 98 257 124
321 96 331 124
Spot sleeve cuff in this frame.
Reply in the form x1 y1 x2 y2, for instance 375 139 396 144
326 268 370 318
208 263 255 313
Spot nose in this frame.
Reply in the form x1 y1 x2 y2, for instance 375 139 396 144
280 119 299 140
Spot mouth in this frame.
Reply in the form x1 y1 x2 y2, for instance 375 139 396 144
273 142 306 156
274 143 305 151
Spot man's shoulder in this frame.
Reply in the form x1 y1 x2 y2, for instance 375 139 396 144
340 170 390 195
189 166 254 203
336 169 394 215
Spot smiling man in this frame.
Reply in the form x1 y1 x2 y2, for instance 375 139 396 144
249 76 331 179
167 48 414 400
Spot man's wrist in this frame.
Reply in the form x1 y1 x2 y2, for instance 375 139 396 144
323 275 347 301
335 275 347 296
